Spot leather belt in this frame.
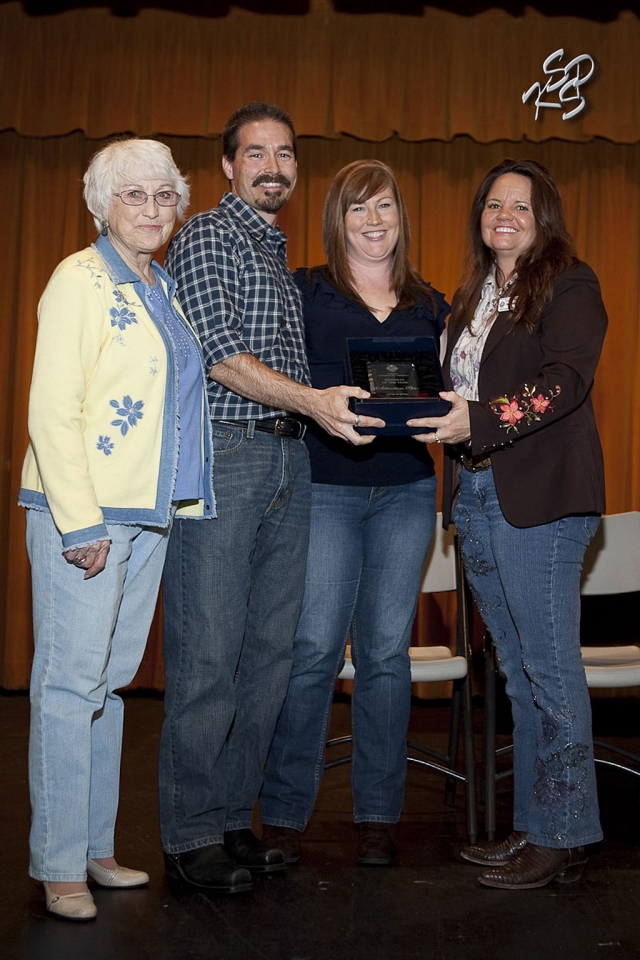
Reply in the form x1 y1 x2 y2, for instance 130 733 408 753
459 449 491 472
217 417 307 440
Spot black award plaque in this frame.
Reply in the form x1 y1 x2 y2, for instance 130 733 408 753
345 336 451 436
366 360 420 398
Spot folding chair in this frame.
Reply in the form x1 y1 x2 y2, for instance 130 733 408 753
580 511 640 777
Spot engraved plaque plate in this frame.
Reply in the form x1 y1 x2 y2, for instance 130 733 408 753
366 360 420 398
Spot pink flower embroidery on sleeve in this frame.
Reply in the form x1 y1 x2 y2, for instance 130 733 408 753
530 394 550 414
488 384 561 434
499 400 525 426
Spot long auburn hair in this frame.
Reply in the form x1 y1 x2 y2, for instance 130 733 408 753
319 159 433 311
455 158 578 332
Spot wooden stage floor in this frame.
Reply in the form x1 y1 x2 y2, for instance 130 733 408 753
1 691 639 960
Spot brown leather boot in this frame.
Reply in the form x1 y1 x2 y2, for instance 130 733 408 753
261 825 301 864
460 830 528 866
357 823 398 866
479 843 587 889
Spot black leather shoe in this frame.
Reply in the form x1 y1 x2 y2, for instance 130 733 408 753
357 823 398 866
479 843 587 889
224 829 286 873
460 830 528 866
164 844 253 893
261 825 301 864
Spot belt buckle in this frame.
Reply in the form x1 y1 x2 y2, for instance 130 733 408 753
274 417 306 440
459 450 491 472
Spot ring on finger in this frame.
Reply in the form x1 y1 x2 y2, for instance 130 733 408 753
354 415 361 427
434 430 441 443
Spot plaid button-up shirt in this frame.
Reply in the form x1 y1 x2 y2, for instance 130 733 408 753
165 192 310 421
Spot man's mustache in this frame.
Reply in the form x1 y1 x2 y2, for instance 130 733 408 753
252 175 292 188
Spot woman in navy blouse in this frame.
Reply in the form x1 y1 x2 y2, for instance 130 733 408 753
260 160 448 865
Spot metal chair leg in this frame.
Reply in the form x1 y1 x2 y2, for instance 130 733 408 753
483 632 497 841
461 667 478 843
444 682 462 807
455 534 477 842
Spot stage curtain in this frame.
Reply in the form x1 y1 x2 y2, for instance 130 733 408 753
2 1 640 144
1 129 638 689
1 0 640 690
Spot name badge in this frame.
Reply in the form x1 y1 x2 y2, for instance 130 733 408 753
497 296 516 312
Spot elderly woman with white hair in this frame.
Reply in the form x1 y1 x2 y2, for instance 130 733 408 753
19 138 215 920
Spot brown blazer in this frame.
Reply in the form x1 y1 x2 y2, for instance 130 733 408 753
442 262 608 529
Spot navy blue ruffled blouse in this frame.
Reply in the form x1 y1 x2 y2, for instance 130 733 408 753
295 267 449 486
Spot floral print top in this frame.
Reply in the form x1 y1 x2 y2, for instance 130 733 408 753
450 271 501 401
450 272 560 436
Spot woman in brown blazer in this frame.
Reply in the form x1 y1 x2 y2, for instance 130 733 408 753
409 159 607 890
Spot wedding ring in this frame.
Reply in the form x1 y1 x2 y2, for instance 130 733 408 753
434 431 440 443
354 415 361 427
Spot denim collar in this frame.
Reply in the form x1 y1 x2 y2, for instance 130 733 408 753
92 233 176 298
219 192 288 252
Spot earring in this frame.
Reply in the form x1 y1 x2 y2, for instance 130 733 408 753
101 219 109 237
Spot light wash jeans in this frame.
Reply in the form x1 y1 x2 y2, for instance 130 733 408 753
159 424 311 852
27 509 170 881
453 467 603 848
260 476 437 829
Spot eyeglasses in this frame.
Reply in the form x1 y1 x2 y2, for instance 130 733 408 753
115 189 181 207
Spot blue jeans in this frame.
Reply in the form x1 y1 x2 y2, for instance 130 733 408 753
27 509 170 881
159 424 311 852
453 467 602 848
260 476 437 829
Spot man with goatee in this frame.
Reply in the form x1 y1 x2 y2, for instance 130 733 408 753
159 102 379 893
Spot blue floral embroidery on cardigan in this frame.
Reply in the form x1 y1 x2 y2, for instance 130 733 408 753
76 258 103 290
109 289 138 334
110 396 144 436
96 435 115 456
110 306 138 330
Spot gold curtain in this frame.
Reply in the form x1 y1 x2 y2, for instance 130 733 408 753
3 2 640 143
1 1 640 689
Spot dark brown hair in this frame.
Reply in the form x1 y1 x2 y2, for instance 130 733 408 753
319 159 432 311
455 158 578 332
222 102 297 161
